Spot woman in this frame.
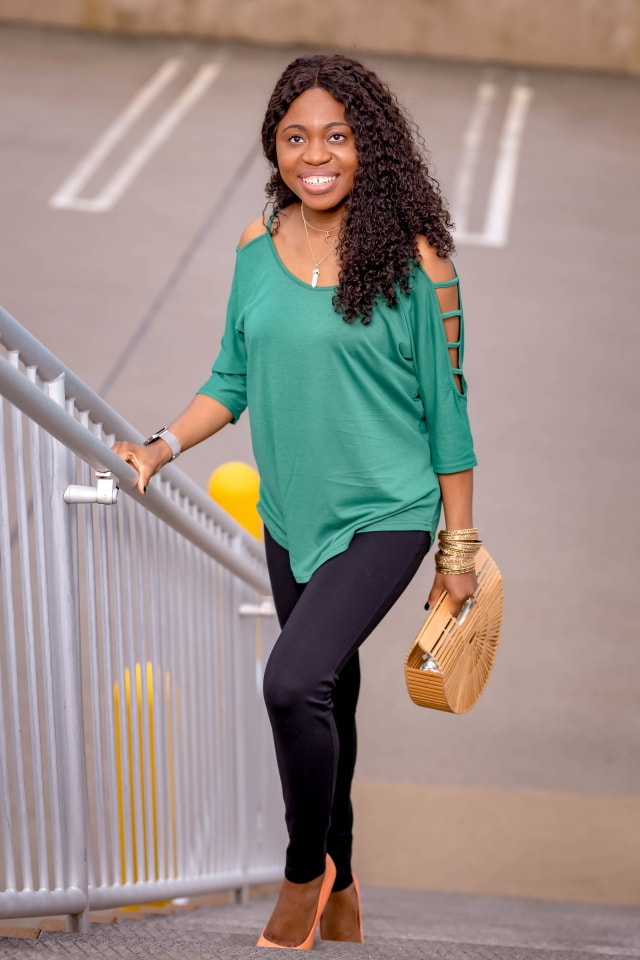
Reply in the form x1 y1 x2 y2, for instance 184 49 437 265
114 54 478 950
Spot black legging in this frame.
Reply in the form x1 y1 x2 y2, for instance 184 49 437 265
263 527 431 890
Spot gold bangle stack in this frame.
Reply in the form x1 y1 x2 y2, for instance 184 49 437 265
435 528 482 575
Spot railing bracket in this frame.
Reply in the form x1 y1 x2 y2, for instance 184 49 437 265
239 598 275 618
64 470 119 505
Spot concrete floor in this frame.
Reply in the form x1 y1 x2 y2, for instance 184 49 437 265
1 887 640 958
1 25 639 904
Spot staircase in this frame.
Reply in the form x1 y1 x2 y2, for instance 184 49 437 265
1 887 638 958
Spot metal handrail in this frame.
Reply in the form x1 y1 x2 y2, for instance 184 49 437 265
0 305 283 931
0 353 269 593
0 306 265 553
0 306 268 593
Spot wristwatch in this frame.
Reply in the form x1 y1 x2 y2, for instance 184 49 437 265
143 427 181 461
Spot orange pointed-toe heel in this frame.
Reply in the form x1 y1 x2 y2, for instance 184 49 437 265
319 873 364 943
353 874 364 943
256 855 337 950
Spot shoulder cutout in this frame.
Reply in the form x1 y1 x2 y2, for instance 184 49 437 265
415 236 465 393
416 235 456 285
237 216 268 249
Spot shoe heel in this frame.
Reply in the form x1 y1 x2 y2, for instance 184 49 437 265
319 873 364 943
353 874 364 943
257 855 337 950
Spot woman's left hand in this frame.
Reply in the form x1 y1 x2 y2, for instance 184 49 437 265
426 570 477 618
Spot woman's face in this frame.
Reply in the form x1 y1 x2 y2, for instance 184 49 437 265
275 87 357 213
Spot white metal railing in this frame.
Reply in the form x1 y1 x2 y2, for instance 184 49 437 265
0 305 285 931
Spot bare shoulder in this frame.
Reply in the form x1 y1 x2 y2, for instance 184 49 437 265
416 234 456 284
237 216 268 249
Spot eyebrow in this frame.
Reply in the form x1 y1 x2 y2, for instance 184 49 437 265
281 121 352 132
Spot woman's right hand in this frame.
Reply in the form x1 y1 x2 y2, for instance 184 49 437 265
111 440 172 495
111 395 235 495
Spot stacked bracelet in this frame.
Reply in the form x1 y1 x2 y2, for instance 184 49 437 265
435 528 482 575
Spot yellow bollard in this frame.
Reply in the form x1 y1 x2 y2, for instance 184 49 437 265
207 461 262 540
113 662 177 904
113 668 139 886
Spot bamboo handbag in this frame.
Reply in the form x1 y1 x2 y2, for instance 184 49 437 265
404 547 503 714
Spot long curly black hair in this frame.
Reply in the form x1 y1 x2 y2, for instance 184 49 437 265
261 54 455 324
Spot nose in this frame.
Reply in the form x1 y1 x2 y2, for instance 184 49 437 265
302 136 332 166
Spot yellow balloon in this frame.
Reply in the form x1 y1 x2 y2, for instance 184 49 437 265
207 461 262 540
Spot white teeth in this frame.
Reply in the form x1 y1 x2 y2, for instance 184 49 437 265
303 176 336 185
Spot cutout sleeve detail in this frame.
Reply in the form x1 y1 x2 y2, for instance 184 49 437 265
409 268 477 474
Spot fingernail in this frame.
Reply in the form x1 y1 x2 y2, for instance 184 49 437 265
143 485 147 493
424 602 430 611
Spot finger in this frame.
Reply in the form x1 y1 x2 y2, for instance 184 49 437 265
425 589 438 611
448 598 463 618
137 475 148 495
111 445 149 495
112 440 135 457
118 451 146 494
426 580 445 611
134 463 149 495
449 590 476 619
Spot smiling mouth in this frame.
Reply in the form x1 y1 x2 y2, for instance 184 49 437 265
302 175 337 185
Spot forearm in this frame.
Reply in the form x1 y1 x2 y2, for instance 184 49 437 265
149 394 233 467
113 393 233 492
426 468 476 614
437 468 474 530
167 393 234 457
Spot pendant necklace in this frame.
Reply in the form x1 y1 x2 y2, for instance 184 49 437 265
301 206 339 288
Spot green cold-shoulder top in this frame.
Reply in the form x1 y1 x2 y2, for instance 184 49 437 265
198 227 477 583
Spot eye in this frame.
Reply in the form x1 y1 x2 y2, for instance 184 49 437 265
328 132 347 142
288 134 305 144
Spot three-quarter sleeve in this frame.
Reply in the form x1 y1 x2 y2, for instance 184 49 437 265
410 270 477 474
197 261 248 422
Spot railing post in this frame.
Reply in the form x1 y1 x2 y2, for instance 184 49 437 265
44 375 90 932
230 535 251 907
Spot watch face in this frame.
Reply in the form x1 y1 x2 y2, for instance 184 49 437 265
144 428 166 446
142 428 179 459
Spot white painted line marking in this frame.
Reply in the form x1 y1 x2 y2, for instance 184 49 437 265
452 81 497 235
88 62 223 212
482 84 534 247
50 60 224 213
454 80 534 248
50 58 183 210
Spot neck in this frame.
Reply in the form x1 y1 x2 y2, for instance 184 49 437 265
300 203 343 233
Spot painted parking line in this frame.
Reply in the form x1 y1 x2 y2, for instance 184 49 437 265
50 58 224 213
452 80 498 236
453 76 534 248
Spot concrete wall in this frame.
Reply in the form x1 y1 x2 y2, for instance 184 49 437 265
1 0 640 75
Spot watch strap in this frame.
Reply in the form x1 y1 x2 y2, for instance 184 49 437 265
143 427 181 460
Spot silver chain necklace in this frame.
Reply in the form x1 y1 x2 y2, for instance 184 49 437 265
301 207 338 287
